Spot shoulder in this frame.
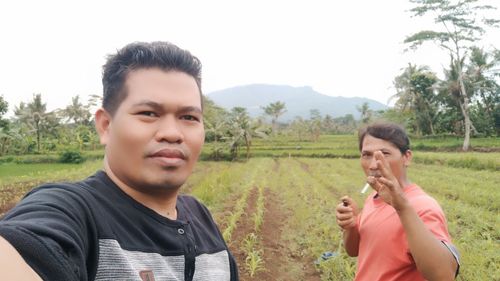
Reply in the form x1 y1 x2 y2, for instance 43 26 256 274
3 171 108 221
178 195 209 213
406 184 443 214
177 195 218 226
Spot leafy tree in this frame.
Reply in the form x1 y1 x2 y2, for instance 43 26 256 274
357 102 373 125
226 107 267 160
288 116 308 141
0 95 7 114
226 107 252 160
392 64 438 136
466 47 500 136
308 109 322 141
405 0 499 150
0 95 8 131
14 94 58 152
333 114 357 134
203 96 229 160
262 101 286 135
322 114 336 134
61 95 92 125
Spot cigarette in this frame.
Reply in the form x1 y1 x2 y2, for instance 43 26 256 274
361 183 370 194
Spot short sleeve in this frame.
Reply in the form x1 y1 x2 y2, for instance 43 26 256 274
0 185 95 281
413 195 460 277
412 196 451 243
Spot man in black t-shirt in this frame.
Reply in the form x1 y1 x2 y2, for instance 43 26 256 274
0 41 239 281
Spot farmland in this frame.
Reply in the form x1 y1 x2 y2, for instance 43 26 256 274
1 135 499 280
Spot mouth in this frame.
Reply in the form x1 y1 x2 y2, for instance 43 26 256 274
148 148 187 167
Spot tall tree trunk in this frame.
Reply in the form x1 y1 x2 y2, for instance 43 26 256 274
245 133 251 160
458 76 471 151
271 119 277 136
35 121 41 152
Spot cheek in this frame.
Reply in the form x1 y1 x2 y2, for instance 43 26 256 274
389 161 403 174
360 160 370 173
187 128 205 150
111 124 150 152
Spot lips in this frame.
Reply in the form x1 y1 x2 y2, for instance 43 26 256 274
150 148 186 159
148 148 188 167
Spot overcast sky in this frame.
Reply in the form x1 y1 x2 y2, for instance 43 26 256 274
1 0 499 116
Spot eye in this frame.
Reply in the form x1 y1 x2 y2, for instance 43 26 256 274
181 115 200 122
138 111 158 117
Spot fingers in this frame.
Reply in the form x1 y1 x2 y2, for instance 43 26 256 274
336 196 357 230
376 176 396 191
366 176 380 192
374 151 392 179
340 195 352 206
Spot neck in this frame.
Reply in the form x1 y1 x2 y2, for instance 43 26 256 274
103 159 179 220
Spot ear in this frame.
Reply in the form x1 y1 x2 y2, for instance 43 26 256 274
95 108 112 145
403 149 412 167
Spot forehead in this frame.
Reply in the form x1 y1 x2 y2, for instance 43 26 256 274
122 68 201 106
361 134 400 152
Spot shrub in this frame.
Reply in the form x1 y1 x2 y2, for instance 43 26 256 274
59 150 85 164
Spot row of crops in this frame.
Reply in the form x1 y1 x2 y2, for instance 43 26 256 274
1 151 499 280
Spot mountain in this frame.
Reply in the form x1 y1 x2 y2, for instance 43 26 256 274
206 84 388 122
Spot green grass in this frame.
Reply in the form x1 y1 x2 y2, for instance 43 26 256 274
1 135 499 279
411 135 500 151
413 152 500 171
0 163 84 178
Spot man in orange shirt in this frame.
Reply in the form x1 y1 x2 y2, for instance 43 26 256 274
336 123 460 281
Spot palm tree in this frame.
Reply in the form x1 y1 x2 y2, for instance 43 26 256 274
14 94 57 152
309 109 322 141
226 107 266 160
262 101 286 135
466 47 500 135
357 102 373 125
392 64 438 136
61 95 92 125
404 0 499 150
289 116 308 141
203 96 229 160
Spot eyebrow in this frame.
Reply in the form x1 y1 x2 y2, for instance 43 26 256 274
361 148 391 154
132 101 202 114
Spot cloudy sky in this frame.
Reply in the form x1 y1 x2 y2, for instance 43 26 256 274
1 0 499 116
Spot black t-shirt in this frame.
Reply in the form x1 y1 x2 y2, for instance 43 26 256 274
0 170 238 281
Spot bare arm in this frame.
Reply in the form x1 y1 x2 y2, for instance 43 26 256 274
396 203 457 281
371 151 458 280
0 235 42 281
335 196 360 257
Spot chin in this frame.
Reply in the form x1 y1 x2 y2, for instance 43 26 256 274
159 177 187 190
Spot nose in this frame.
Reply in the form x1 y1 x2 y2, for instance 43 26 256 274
155 115 184 144
368 156 378 171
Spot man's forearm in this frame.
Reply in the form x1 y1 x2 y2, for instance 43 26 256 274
397 206 457 281
343 227 360 257
0 235 42 281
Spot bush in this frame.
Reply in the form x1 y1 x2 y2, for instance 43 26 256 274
59 150 85 164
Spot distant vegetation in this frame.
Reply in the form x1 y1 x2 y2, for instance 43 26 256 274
1 142 498 280
0 1 498 279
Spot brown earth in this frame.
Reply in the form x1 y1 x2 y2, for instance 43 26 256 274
226 186 321 281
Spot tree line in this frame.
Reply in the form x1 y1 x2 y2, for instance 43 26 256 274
0 0 498 157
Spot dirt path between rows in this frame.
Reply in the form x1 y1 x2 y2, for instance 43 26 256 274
227 186 321 281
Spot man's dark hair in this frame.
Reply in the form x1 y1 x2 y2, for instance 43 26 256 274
358 122 410 154
102 41 202 115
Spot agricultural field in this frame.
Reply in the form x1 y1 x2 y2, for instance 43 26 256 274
0 135 499 280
